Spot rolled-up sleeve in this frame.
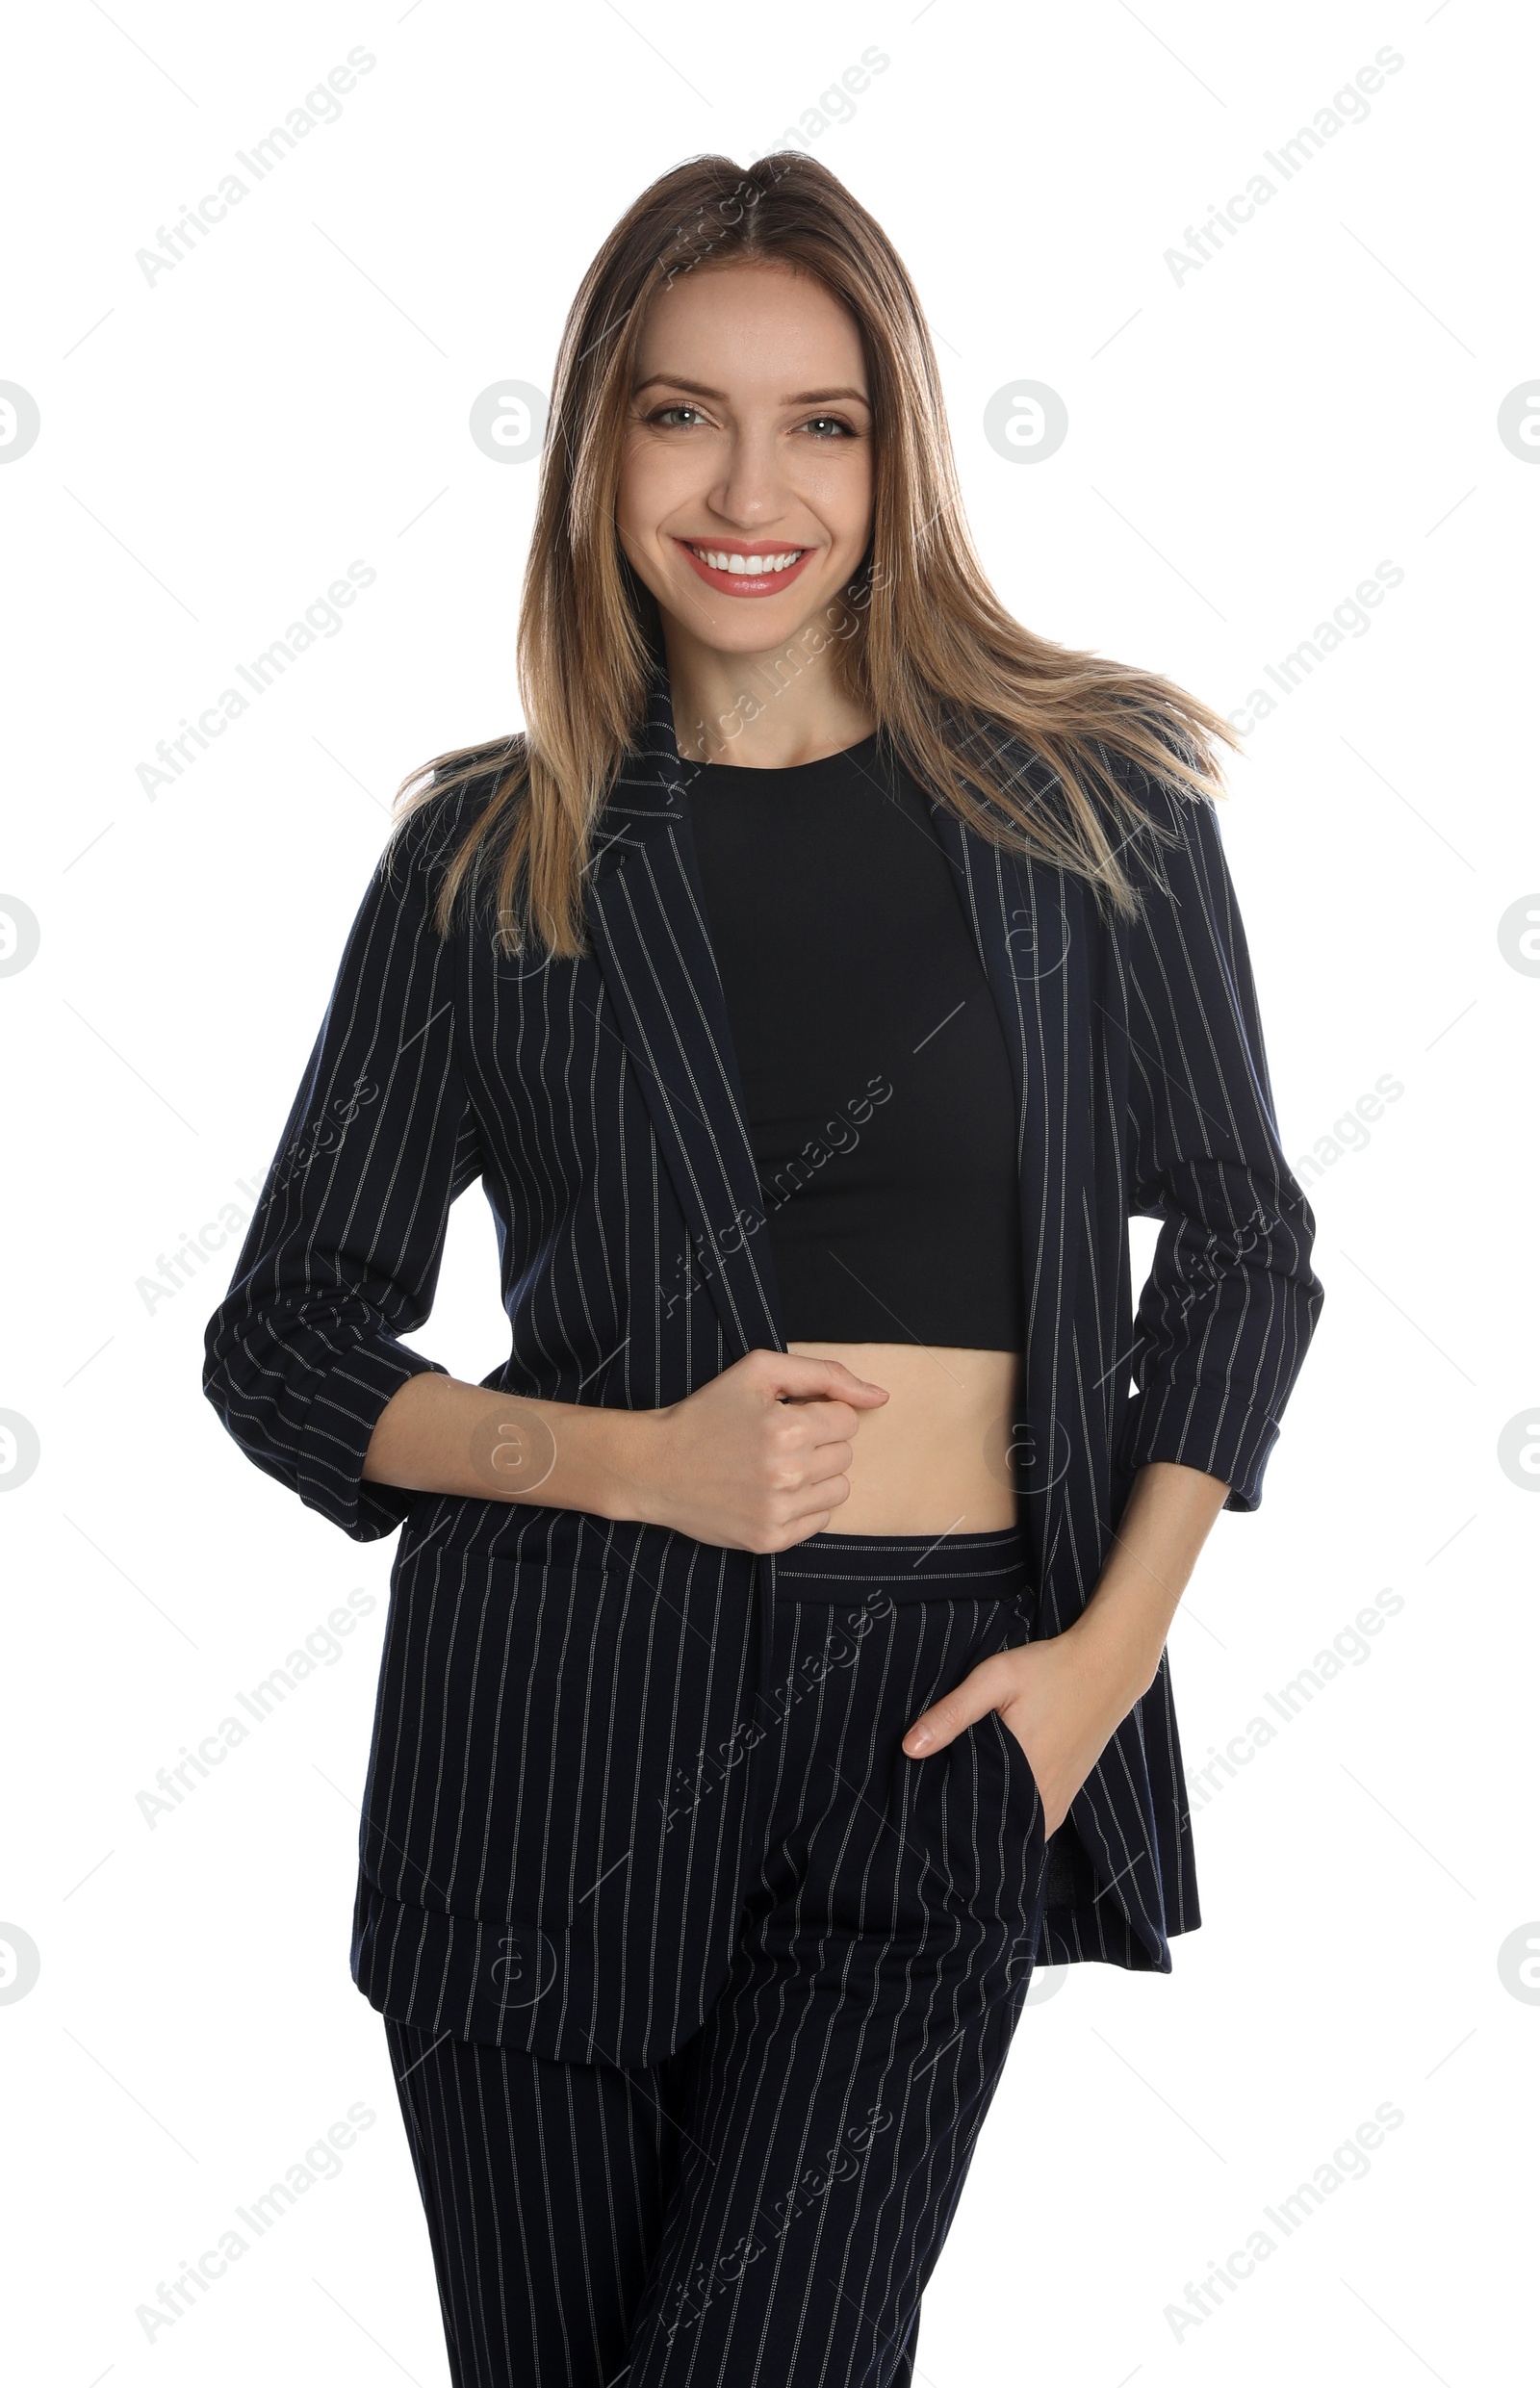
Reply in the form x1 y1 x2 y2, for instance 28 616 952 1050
1118 776 1323 1510
203 800 484 1541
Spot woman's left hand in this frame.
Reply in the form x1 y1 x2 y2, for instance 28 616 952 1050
902 1467 1229 1835
901 1626 1142 1839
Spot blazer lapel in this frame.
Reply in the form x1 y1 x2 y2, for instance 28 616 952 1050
923 799 1091 1591
585 674 786 1364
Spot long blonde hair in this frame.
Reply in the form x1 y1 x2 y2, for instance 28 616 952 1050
395 149 1240 959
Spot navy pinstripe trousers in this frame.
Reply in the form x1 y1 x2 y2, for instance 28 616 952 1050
383 1523 1050 2387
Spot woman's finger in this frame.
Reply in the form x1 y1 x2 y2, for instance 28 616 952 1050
756 1350 889 1405
901 1656 1014 1757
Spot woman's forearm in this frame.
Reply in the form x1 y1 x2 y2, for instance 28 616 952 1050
363 1371 656 1520
362 1350 886 1552
1066 1460 1230 1708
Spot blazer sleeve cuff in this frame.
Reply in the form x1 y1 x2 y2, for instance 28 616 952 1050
1122 1385 1282 1513
295 1341 450 1543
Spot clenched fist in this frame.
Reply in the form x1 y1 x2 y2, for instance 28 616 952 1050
630 1348 889 1552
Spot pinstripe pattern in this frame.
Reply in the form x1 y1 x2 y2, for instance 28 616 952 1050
385 1525 1048 2388
202 653 1322 2059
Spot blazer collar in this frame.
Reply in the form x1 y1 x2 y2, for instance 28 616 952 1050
586 670 695 877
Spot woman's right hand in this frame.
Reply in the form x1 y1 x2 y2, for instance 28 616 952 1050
629 1349 889 1553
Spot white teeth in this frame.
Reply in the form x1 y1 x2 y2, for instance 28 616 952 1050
689 546 805 575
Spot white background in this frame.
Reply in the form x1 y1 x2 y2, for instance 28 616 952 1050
3 2 1535 2381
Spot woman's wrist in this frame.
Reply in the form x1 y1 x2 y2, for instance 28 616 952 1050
1060 1594 1165 1715
1055 1461 1231 1713
1057 1550 1182 1715
597 1402 674 1528
500 1396 675 1527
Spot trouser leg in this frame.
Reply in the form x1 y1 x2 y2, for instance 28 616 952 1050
623 1564 1047 2387
624 1907 1035 2386
384 2014 693 2388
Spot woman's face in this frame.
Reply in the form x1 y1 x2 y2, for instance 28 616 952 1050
616 259 874 660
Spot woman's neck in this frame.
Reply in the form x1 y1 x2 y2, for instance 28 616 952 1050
661 620 876 770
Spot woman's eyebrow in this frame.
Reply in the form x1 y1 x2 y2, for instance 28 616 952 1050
631 372 871 405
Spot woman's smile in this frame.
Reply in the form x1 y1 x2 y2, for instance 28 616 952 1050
672 534 817 597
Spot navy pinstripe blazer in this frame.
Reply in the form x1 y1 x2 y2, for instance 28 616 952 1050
203 658 1322 2065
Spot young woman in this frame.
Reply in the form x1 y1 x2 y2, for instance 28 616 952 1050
205 151 1322 2388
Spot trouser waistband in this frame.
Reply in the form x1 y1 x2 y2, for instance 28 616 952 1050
767 1521 1030 1603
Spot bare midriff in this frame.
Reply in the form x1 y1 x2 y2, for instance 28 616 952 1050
784 1341 1023 1534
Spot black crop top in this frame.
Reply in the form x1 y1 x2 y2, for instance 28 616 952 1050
684 732 1024 1350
